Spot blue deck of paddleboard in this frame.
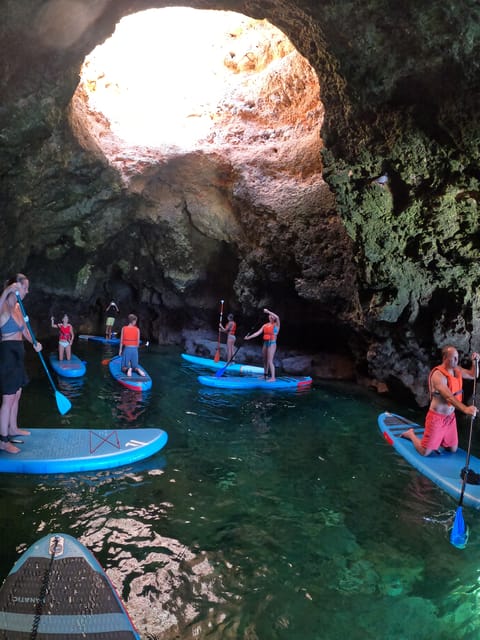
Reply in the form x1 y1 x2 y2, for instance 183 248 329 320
378 411 480 509
0 428 167 474
182 353 265 375
0 533 140 638
198 374 312 390
109 355 152 392
49 353 86 378
79 334 120 344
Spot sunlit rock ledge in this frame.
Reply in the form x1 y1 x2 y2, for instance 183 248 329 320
1 0 480 406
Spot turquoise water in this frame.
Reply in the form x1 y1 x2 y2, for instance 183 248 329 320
1 342 480 639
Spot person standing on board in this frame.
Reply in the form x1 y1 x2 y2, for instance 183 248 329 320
401 345 478 456
119 314 145 377
219 313 237 362
51 314 74 361
105 300 119 340
244 308 280 381
0 275 42 453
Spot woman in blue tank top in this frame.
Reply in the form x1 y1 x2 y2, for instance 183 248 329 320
0 275 42 454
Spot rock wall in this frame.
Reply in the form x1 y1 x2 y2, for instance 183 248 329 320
1 0 480 405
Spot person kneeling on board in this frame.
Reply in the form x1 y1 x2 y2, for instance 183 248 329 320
401 345 478 456
119 314 146 377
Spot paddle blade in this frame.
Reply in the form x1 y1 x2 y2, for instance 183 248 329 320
215 366 227 378
101 358 111 365
214 349 220 362
55 391 72 416
450 506 469 549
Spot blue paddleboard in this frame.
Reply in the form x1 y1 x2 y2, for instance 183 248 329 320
109 356 152 392
0 428 167 474
0 533 140 639
49 353 86 378
181 353 265 374
378 411 480 509
79 334 120 345
198 374 312 391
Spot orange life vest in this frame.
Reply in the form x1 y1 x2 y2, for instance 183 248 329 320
429 365 463 403
122 325 140 347
263 322 277 342
227 321 236 336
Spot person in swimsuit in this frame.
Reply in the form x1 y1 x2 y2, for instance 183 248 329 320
0 275 42 454
244 308 280 381
105 301 119 340
119 314 146 377
219 313 237 362
401 345 478 455
51 314 74 361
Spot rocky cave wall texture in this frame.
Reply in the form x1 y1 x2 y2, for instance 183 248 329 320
1 0 480 406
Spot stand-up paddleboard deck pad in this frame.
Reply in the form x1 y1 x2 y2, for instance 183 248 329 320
0 533 140 639
0 428 168 474
108 356 152 392
198 374 312 391
181 353 265 375
378 411 480 509
49 353 86 378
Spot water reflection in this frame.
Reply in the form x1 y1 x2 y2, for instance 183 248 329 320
57 375 86 399
112 387 151 424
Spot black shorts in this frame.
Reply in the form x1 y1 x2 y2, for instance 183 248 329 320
0 340 29 395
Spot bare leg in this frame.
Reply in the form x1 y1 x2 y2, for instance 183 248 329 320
8 389 28 436
65 344 71 361
262 344 268 379
267 344 277 381
400 428 434 456
58 344 64 361
0 394 20 453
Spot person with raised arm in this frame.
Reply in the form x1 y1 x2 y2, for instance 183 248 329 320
244 308 280 381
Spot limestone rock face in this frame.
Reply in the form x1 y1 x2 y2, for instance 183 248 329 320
1 0 480 405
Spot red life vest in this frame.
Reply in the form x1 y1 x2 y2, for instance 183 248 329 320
429 365 463 403
122 325 140 347
59 324 72 341
227 321 236 336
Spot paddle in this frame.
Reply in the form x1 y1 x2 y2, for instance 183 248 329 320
450 360 478 549
214 299 224 363
101 341 150 365
15 292 72 416
215 343 243 377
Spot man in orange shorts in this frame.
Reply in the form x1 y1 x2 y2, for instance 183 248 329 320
401 345 478 456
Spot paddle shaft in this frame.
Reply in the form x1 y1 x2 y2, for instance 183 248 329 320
216 343 242 377
15 293 57 391
457 361 478 507
102 340 150 365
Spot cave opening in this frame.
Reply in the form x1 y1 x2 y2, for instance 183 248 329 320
69 6 325 188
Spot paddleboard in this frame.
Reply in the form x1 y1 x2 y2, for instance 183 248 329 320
49 353 86 378
0 427 167 474
0 533 140 639
378 411 480 509
108 356 152 392
182 353 265 375
79 334 120 345
197 374 312 391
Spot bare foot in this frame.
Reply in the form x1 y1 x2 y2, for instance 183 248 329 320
0 440 20 454
9 428 30 436
400 428 414 440
267 378 276 382
127 367 132 377
136 368 146 377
